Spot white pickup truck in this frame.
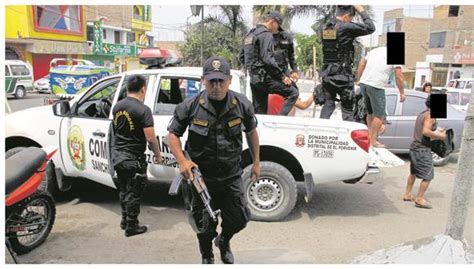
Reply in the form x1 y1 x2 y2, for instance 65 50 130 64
6 67 381 221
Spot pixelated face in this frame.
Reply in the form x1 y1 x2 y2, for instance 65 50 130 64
203 77 232 101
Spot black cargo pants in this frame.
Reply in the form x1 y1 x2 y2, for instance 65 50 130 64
114 156 148 221
189 176 250 257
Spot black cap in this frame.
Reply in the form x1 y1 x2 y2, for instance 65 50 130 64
336 5 356 16
203 56 231 81
266 11 284 26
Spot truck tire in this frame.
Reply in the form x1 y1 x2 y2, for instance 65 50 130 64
242 161 297 221
14 86 26 99
5 147 59 197
432 152 450 167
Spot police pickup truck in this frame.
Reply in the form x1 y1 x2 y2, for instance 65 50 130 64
6 67 380 221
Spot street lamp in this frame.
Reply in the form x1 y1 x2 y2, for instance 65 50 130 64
191 5 204 66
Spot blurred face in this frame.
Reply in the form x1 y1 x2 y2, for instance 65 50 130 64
267 19 280 33
424 85 432 93
340 13 354 22
203 77 232 101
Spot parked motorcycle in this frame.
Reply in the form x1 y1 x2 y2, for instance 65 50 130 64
5 146 57 262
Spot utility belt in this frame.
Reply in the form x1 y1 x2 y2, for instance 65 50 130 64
321 62 355 92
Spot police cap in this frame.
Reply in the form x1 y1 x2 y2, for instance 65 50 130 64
203 56 231 81
336 5 356 17
266 11 284 26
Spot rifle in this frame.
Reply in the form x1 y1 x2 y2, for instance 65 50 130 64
165 138 221 222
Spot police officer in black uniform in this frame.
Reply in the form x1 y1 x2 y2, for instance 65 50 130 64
273 27 299 82
242 11 299 115
111 75 162 237
167 56 260 264
319 5 375 121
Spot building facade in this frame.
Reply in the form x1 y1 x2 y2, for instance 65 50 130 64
84 5 153 72
378 8 431 89
5 5 90 80
423 5 474 86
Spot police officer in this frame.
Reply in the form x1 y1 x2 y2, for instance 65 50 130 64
273 27 299 82
167 56 260 264
319 5 375 121
242 11 299 115
111 75 162 237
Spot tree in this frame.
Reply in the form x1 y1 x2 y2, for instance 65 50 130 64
202 5 248 67
179 22 241 68
294 33 322 76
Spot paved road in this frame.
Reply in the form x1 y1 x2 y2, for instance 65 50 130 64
6 154 472 264
6 92 56 113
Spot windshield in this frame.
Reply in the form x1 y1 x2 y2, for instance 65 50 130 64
447 92 459 105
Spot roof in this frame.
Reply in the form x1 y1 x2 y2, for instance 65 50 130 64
123 66 245 77
5 59 28 65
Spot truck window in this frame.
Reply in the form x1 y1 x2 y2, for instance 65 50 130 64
5 65 10 76
117 74 154 102
75 77 121 119
10 65 30 76
154 76 201 115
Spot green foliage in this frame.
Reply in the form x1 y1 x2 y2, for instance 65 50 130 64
294 33 322 74
178 22 242 68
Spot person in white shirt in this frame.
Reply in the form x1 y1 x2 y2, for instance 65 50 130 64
357 46 405 148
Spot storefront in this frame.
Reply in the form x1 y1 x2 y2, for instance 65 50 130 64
26 39 90 80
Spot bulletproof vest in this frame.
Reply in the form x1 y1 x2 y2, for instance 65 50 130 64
322 18 355 65
186 91 245 181
242 26 268 72
273 31 291 71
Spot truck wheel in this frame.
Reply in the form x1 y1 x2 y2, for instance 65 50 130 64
14 86 26 99
432 152 450 166
242 161 297 221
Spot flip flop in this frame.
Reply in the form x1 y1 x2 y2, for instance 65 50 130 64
372 141 387 148
403 197 414 202
415 201 432 209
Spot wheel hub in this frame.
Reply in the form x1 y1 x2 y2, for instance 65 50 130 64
248 177 283 211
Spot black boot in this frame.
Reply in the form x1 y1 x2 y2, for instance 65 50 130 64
125 219 147 237
199 238 214 264
202 257 215 264
214 234 234 264
120 215 127 230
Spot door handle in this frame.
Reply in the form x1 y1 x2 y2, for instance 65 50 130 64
92 131 106 138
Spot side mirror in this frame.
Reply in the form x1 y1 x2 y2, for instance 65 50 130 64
52 100 71 117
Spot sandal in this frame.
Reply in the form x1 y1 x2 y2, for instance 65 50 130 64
372 141 387 148
415 201 433 209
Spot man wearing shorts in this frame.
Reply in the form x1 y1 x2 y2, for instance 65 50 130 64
357 46 405 147
403 95 447 209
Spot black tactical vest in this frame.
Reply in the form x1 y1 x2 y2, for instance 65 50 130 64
242 26 268 72
186 91 246 181
273 31 291 72
322 18 355 65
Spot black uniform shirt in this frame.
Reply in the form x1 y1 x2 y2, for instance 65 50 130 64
168 90 257 183
243 24 283 79
273 30 298 73
112 97 154 165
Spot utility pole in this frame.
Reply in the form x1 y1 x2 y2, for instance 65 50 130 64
445 91 474 240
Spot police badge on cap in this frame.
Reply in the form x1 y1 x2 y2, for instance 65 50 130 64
203 56 231 80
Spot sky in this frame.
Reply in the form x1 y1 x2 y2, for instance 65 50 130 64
151 5 435 47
